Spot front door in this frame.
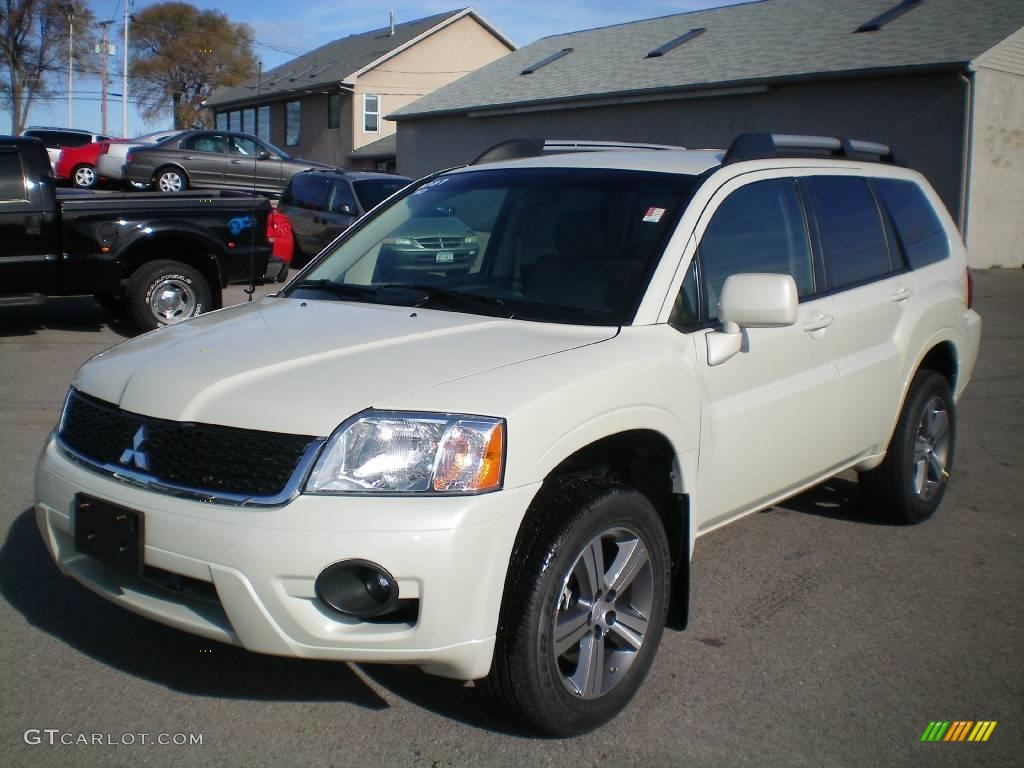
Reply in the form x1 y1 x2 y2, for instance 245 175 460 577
224 135 283 192
0 146 59 294
686 174 842 530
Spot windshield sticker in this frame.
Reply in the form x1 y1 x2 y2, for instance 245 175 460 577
411 177 451 196
643 207 666 223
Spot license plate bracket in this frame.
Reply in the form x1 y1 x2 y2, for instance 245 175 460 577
435 250 454 263
74 495 145 574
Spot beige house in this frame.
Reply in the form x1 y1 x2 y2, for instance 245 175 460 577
204 8 514 171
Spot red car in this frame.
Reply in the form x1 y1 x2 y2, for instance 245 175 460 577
55 140 120 189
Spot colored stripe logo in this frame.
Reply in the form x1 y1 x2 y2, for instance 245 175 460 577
921 721 997 742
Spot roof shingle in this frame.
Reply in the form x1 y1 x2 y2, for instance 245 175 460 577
391 0 1024 120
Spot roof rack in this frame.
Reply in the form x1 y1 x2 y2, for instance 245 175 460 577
471 138 686 165
722 132 906 166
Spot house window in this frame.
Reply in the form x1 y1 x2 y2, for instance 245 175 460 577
286 101 301 146
328 93 341 129
242 108 255 135
257 105 270 143
228 110 241 132
363 94 379 133
215 112 227 130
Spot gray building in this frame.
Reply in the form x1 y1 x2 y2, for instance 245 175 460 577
391 0 1024 268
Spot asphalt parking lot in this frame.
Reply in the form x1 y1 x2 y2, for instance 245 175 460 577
1 273 1021 768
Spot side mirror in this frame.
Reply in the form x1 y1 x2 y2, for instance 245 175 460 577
257 151 271 160
706 273 799 366
334 203 355 216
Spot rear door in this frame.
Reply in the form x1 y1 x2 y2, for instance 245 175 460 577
0 145 59 294
685 173 841 530
802 175 911 460
317 179 359 248
179 133 227 187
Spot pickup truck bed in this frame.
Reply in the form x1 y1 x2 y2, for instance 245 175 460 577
0 136 272 330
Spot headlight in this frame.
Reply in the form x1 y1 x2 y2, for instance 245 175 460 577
382 236 415 247
463 234 478 244
305 411 505 495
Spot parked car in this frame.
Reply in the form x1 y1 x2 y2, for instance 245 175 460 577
34 133 981 736
54 140 121 189
124 130 329 195
0 136 273 330
21 126 110 171
97 130 182 187
278 169 411 266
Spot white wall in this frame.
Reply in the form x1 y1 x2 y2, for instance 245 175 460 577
967 30 1024 268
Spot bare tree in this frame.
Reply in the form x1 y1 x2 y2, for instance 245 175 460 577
0 0 95 134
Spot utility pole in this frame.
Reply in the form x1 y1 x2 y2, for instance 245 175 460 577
122 1 132 137
97 20 115 135
59 4 74 126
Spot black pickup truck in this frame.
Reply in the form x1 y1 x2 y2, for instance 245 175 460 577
0 136 272 330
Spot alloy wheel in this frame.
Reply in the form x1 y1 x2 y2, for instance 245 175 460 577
912 396 950 501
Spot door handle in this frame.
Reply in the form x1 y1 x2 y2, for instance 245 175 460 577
230 159 243 164
182 155 194 160
890 286 914 302
803 312 834 332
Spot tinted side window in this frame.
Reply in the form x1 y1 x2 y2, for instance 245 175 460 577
182 134 225 153
0 151 27 201
699 178 813 320
285 174 333 211
806 176 892 289
330 180 357 213
57 133 92 148
875 179 949 269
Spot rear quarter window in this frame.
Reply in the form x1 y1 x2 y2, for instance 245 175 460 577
874 178 950 269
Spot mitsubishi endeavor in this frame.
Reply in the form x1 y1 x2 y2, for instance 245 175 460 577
35 133 981 736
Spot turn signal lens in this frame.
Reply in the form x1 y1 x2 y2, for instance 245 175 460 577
432 420 505 492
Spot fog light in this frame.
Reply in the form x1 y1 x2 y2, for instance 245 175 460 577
315 560 399 619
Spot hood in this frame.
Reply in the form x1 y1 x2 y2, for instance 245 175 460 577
73 297 615 436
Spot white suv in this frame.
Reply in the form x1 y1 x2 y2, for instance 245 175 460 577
35 134 981 736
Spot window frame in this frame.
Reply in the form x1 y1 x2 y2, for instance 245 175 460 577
363 93 380 133
285 100 301 147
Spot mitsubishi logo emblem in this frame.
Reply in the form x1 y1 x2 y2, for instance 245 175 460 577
120 426 149 471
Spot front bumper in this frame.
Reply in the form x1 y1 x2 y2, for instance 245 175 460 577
35 436 537 679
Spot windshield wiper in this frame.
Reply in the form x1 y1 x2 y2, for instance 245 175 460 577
375 283 514 319
289 279 378 302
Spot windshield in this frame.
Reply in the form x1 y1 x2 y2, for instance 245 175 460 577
353 178 411 211
286 167 695 325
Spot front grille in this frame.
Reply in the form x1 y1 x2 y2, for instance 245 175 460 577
415 236 465 249
59 390 317 499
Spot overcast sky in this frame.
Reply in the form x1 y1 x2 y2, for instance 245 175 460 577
14 0 741 137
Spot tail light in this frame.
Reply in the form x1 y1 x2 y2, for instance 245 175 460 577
125 152 133 163
965 268 974 310
266 209 294 264
99 142 109 155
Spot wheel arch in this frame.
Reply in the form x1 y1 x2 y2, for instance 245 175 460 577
534 428 692 630
115 230 224 309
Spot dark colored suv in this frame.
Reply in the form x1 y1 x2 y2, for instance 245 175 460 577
278 169 410 267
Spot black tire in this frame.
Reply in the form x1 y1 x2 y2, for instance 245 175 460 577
276 265 290 283
859 370 956 525
126 260 212 331
479 477 671 737
72 164 98 189
154 166 188 193
92 292 124 315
